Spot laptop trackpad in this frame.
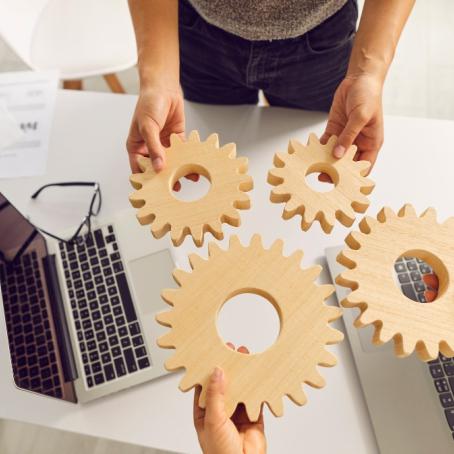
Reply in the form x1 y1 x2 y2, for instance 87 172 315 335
128 249 176 316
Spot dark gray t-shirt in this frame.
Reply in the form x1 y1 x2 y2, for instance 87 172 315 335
188 0 348 41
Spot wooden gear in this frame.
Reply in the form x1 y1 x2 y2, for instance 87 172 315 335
267 133 375 233
336 204 454 361
156 234 344 421
129 131 253 247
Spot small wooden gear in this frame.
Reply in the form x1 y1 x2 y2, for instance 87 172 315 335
336 204 454 361
267 133 375 233
156 234 344 421
129 131 253 247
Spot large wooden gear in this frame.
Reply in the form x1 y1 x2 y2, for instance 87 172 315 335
129 131 253 247
336 204 454 361
156 234 344 421
267 133 375 233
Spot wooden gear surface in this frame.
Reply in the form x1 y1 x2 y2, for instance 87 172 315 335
129 131 253 247
336 204 454 361
268 133 375 233
156 234 344 421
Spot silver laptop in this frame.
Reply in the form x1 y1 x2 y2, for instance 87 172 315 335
326 246 454 454
0 192 175 403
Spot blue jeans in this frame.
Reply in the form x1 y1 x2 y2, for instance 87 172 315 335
179 0 358 112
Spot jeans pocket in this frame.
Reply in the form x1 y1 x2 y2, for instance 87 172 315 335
305 0 358 55
179 0 203 30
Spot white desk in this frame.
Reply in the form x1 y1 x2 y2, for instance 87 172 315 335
1 90 453 453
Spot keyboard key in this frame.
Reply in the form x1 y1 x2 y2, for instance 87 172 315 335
124 348 137 373
398 273 410 284
104 363 115 381
445 408 454 430
94 373 105 385
138 357 150 370
114 357 127 377
401 284 417 301
115 273 138 323
430 364 444 378
440 393 454 408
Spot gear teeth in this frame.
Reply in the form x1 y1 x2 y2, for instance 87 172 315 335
179 371 198 392
270 239 284 254
319 284 335 300
421 207 437 222
344 144 358 160
354 308 377 327
205 133 219 147
188 130 200 142
266 397 284 417
161 289 179 306
218 142 236 158
229 235 243 249
398 203 417 218
325 327 344 344
170 133 183 146
318 349 337 367
157 331 177 348
136 155 151 172
304 369 326 388
416 340 439 361
189 253 205 270
377 206 397 222
190 224 204 247
208 241 223 257
172 269 191 286
287 385 307 405
155 311 174 327
394 334 416 358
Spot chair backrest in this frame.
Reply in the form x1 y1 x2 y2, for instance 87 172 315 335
0 0 49 67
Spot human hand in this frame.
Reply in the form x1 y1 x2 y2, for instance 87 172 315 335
193 345 266 454
320 74 384 181
126 82 185 173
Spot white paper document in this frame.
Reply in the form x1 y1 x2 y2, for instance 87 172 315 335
0 70 58 179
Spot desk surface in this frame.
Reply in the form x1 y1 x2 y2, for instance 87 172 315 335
1 90 453 453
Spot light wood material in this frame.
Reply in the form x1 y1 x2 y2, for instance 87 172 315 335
129 131 253 247
336 205 454 361
63 79 83 90
156 234 344 421
103 73 125 94
268 133 375 233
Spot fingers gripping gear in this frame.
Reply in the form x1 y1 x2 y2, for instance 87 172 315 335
268 134 375 233
156 235 344 421
129 131 253 247
336 205 454 361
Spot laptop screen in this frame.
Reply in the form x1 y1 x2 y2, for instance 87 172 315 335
0 193 76 402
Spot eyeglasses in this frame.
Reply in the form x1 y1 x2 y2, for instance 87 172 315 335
31 181 102 244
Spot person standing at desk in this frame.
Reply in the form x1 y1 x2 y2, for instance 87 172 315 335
126 0 414 175
126 1 414 452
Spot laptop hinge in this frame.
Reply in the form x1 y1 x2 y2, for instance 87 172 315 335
42 254 78 382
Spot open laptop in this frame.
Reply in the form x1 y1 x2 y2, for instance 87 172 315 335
0 192 175 403
326 246 454 454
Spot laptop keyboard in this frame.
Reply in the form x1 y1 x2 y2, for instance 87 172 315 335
0 251 63 398
61 225 151 389
396 256 454 440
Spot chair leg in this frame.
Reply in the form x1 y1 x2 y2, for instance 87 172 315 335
63 79 83 90
103 74 125 94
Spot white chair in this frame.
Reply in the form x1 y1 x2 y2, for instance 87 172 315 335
0 0 137 92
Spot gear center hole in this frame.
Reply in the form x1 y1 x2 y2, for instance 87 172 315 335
393 250 448 303
217 291 281 354
171 164 211 202
305 163 339 193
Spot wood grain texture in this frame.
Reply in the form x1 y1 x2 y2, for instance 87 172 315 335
336 204 454 361
156 234 344 421
268 133 375 233
129 131 253 247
